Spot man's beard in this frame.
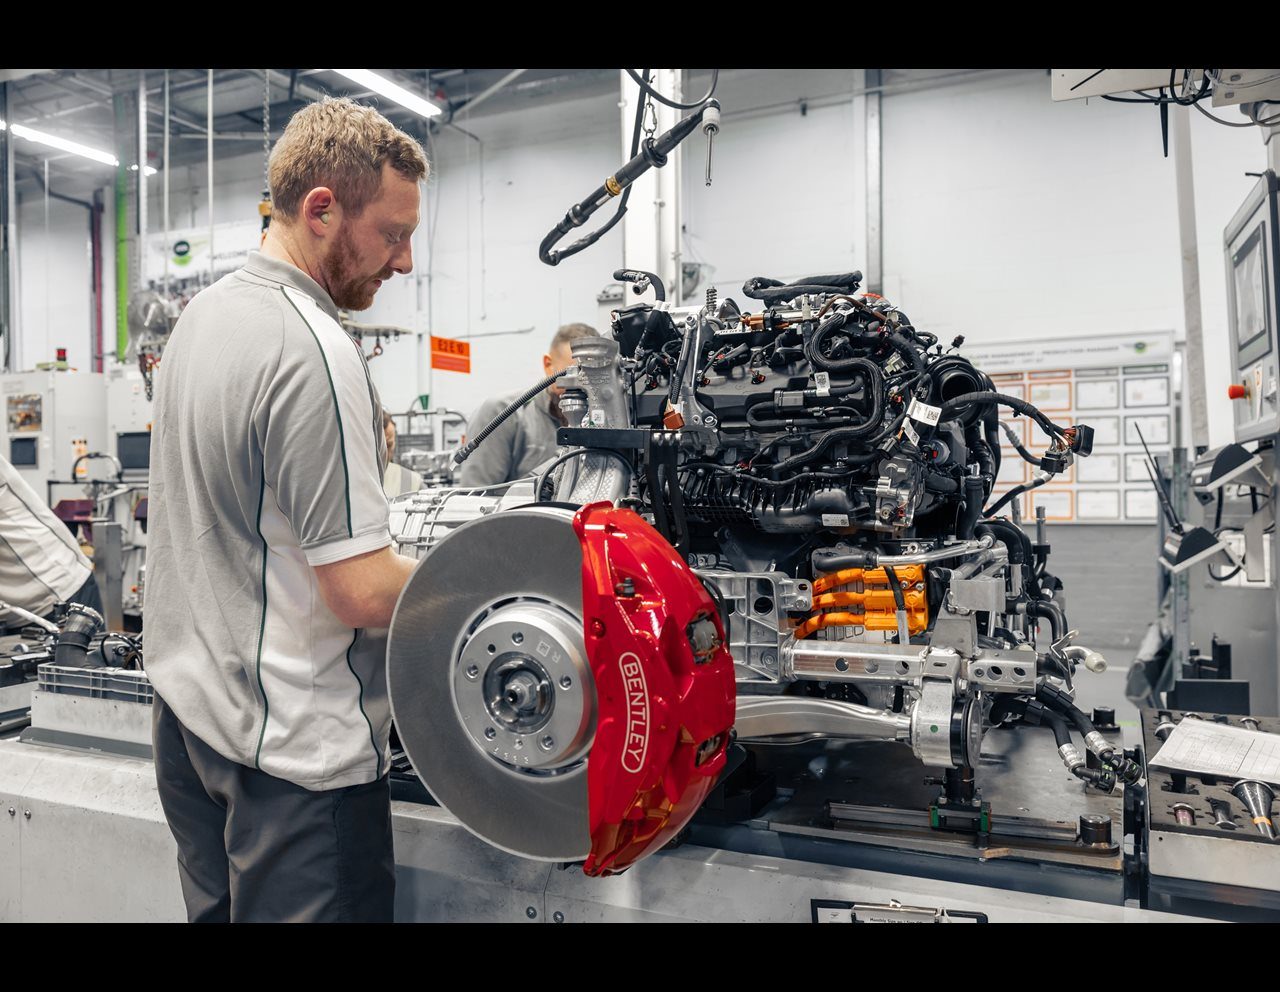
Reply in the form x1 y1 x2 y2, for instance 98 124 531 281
321 227 387 311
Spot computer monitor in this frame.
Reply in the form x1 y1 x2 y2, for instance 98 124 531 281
9 436 37 467
117 432 151 472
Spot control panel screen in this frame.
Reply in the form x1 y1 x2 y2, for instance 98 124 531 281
117 431 151 471
1232 221 1272 367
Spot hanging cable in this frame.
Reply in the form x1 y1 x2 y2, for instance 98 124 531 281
259 70 273 238
453 370 570 466
624 69 719 110
536 70 651 266
1194 101 1259 128
262 71 270 192
999 421 1042 466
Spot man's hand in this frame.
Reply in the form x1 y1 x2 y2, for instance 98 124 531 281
314 545 417 629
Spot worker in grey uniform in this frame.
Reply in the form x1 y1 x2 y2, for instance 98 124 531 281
455 323 600 486
146 97 427 923
0 452 102 629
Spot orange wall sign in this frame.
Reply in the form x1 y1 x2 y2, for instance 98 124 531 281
431 335 471 374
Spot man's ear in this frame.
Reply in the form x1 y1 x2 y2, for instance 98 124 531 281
302 188 337 237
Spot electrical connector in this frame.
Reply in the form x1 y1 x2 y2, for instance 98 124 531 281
1040 450 1071 475
1068 424 1094 456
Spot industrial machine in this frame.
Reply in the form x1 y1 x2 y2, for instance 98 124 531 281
388 404 467 487
0 601 142 740
1 369 106 498
0 367 146 627
378 85 1144 887
105 366 152 472
385 267 1144 885
1147 171 1280 715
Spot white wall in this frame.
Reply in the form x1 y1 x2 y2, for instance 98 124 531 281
680 69 865 307
14 194 95 371
151 149 266 231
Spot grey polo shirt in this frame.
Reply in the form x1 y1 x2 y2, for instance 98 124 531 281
0 453 92 619
147 251 392 792
455 388 564 486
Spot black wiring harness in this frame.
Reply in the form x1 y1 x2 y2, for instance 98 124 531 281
634 280 1087 520
990 684 1142 792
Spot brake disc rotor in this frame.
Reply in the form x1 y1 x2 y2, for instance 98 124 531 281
387 505 595 861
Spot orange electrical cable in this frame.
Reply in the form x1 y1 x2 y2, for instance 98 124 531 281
812 568 864 594
795 612 862 638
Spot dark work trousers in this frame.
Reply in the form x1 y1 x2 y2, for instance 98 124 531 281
152 692 395 922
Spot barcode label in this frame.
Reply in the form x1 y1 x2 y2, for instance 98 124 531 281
908 398 942 426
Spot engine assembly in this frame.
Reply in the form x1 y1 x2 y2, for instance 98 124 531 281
387 268 1126 875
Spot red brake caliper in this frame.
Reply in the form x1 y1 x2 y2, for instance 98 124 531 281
574 502 737 877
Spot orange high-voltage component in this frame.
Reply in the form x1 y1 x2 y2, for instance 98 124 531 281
811 590 927 610
797 563 928 638
812 564 925 594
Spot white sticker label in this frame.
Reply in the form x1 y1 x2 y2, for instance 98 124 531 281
908 398 942 426
590 408 606 426
821 513 851 527
902 419 921 446
814 371 831 397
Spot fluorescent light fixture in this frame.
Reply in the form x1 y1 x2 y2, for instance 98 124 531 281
4 120 117 166
329 69 442 119
0 118 156 174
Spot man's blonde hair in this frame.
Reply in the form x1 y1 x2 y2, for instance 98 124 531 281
269 96 428 221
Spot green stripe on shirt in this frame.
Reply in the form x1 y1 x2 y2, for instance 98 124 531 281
252 468 272 769
346 629 384 778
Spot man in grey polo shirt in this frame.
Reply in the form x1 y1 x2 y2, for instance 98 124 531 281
455 323 600 486
147 97 427 922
